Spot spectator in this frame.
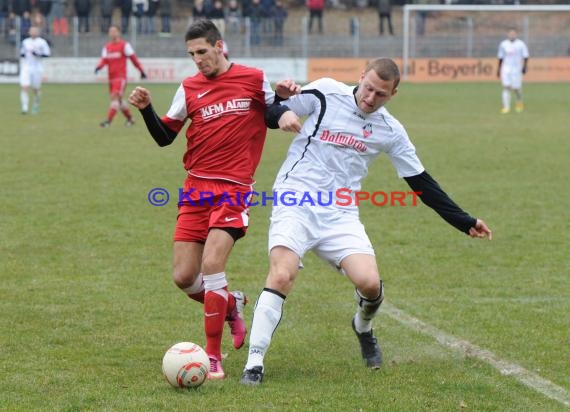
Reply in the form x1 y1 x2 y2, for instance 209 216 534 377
7 11 17 45
146 0 158 34
20 10 32 40
241 0 252 20
120 0 132 34
414 0 428 36
260 0 274 34
307 0 323 34
100 0 114 33
159 0 171 35
133 0 148 34
10 0 31 16
226 0 241 35
378 0 393 36
207 0 225 37
32 10 49 36
249 0 263 45
74 0 91 33
192 0 207 21
37 0 53 34
272 0 286 46
0 0 7 38
51 0 68 36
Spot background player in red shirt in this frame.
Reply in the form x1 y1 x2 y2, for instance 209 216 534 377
128 19 298 380
95 25 147 128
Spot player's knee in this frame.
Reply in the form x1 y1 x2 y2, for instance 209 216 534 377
355 280 384 315
200 256 225 276
266 266 296 292
172 266 199 289
356 277 382 300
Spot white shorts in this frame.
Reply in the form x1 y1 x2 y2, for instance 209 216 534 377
501 69 523 89
19 66 43 89
268 204 375 269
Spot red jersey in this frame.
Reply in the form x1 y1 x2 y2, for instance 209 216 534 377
162 64 274 186
96 39 144 80
307 0 324 10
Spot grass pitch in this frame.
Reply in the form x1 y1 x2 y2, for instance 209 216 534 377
1 82 569 411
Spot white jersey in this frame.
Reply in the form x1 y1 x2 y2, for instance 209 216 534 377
20 36 51 71
497 38 529 74
273 77 424 211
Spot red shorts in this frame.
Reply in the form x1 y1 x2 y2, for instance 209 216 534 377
108 78 127 97
174 176 253 243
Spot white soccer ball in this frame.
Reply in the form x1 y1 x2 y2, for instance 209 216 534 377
162 342 210 388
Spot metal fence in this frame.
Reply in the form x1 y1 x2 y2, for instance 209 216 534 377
1 10 568 60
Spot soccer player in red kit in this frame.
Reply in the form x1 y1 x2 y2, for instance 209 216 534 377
128 19 299 380
96 25 147 128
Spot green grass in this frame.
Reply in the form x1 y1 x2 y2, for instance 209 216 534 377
1 82 569 411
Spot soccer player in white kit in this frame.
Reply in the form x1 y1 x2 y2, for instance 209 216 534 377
497 28 529 114
19 26 51 114
240 58 493 385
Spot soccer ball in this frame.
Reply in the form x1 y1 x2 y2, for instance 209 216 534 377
162 342 210 388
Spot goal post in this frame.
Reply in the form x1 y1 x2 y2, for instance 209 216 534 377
401 4 570 79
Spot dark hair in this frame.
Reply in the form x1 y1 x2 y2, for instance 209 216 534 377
365 58 400 89
185 19 222 46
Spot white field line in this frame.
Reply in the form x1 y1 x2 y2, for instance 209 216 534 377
383 302 570 408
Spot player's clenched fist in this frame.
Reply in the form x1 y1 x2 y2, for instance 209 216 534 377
129 86 151 109
275 79 300 100
278 110 302 133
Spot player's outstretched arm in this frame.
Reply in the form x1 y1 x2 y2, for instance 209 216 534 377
94 57 107 74
404 171 492 240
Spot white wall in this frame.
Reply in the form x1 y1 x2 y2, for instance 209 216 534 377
0 58 308 84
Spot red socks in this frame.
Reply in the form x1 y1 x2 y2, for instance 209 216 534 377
204 289 229 359
184 272 237 359
107 107 117 122
121 106 133 120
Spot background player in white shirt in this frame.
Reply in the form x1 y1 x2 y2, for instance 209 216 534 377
240 58 492 385
19 26 51 114
497 28 529 114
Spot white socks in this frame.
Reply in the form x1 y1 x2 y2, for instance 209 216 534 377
21 91 29 112
203 272 228 297
502 89 511 110
245 289 285 370
353 285 384 334
353 313 372 334
33 91 41 109
182 273 204 295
